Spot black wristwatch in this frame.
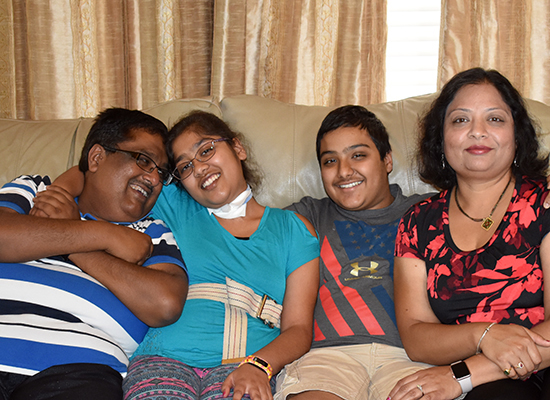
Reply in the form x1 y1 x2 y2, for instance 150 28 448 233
451 360 473 394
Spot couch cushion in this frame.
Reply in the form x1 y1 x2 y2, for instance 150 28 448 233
526 98 550 155
221 95 329 208
144 97 223 129
0 118 81 187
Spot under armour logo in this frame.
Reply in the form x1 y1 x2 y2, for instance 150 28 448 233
350 261 379 276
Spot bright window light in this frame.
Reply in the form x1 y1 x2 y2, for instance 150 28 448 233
386 0 442 101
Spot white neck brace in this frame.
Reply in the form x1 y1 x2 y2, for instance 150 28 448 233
207 185 253 219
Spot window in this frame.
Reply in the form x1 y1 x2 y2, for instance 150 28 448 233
386 0 441 101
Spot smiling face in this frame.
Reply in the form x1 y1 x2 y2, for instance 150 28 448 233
81 128 168 222
319 126 394 211
172 129 248 209
443 83 516 181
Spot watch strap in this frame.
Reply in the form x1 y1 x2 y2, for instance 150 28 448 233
451 361 473 393
239 355 273 380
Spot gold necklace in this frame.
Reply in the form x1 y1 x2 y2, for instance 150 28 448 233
454 176 512 231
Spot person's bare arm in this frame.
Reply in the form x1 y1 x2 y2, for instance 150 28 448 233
1 208 186 326
394 256 549 373
69 251 188 327
222 216 320 400
30 166 84 218
388 355 506 400
0 207 151 264
528 232 550 368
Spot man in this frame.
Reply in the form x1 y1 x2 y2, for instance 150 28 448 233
275 105 431 400
0 108 188 400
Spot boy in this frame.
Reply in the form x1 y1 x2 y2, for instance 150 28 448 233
276 105 431 400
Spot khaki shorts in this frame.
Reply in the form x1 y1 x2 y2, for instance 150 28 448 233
274 343 431 400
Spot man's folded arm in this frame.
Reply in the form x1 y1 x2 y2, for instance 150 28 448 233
69 251 188 327
0 207 151 264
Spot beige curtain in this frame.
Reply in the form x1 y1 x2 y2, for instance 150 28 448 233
439 0 550 105
0 0 213 120
0 0 387 120
211 0 387 107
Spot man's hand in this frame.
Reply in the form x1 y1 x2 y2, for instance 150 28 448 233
30 185 79 219
29 185 152 265
102 224 153 266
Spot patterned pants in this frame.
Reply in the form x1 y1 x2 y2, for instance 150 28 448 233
123 356 275 400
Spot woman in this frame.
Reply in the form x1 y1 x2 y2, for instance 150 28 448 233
123 111 320 400
389 68 550 400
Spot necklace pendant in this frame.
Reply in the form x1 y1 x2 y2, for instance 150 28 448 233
481 217 494 231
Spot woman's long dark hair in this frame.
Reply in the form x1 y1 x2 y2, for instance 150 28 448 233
418 67 548 190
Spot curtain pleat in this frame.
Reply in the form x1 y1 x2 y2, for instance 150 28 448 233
440 0 550 104
0 0 214 120
0 0 16 119
211 0 387 107
0 0 386 119
5 1 548 120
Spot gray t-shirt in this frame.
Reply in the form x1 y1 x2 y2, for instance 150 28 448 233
286 184 430 348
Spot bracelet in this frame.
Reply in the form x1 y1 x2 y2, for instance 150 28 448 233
476 322 496 354
239 355 273 380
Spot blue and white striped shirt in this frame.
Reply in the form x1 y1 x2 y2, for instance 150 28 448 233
0 175 186 376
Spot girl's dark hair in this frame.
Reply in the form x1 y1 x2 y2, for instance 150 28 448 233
418 67 548 190
167 110 262 191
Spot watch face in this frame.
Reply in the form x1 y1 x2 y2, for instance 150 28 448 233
452 361 470 379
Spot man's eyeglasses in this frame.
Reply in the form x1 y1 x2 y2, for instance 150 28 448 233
103 146 173 185
172 138 230 181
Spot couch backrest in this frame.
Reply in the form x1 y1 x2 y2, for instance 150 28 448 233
0 94 549 210
221 94 550 208
0 118 81 187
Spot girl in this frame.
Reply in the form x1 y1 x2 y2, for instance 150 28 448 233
123 111 320 400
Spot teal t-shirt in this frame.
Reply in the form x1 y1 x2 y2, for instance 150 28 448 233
134 184 320 367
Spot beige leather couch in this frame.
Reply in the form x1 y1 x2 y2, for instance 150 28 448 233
1 94 549 208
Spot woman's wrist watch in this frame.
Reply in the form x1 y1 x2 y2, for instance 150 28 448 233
451 360 473 394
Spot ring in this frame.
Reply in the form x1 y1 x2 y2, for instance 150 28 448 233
504 368 512 376
417 384 424 395
517 361 524 369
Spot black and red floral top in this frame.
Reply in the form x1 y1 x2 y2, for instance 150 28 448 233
395 176 550 328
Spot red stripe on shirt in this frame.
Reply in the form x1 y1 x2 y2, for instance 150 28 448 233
317 284 354 338
320 238 385 336
313 319 325 341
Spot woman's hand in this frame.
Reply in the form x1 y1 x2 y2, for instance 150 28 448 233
221 363 272 400
478 323 550 380
30 185 80 219
388 366 462 400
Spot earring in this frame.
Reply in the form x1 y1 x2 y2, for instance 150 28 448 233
441 154 446 169
513 156 519 167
